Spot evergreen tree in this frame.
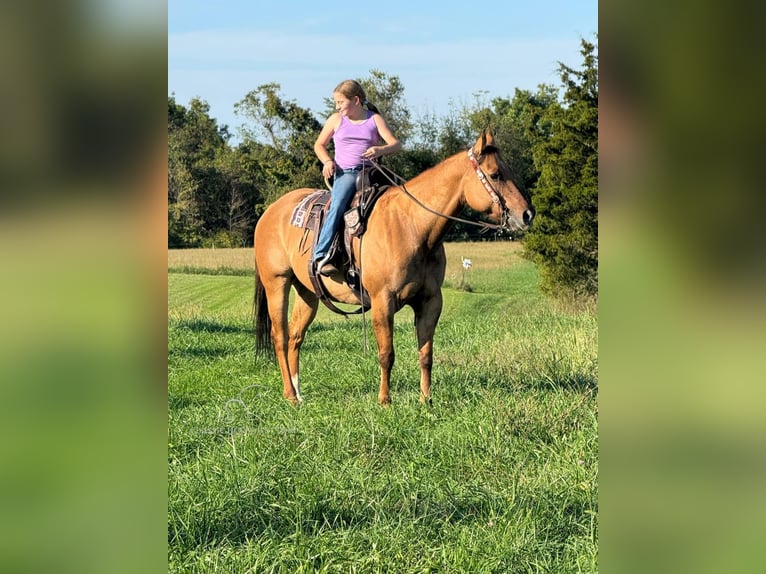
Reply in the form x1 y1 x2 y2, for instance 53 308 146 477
524 39 598 298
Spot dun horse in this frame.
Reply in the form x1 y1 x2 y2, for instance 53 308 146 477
254 129 534 405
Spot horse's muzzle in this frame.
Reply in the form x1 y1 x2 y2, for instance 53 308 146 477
504 207 535 232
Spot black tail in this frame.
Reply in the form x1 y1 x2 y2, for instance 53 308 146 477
254 265 273 361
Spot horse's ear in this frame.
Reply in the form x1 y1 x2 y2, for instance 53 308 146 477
473 129 486 155
482 128 495 149
474 128 495 156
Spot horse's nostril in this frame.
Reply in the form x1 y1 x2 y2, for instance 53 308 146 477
523 209 535 226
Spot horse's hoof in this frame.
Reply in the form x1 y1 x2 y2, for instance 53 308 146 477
419 394 432 406
284 395 302 406
378 395 391 407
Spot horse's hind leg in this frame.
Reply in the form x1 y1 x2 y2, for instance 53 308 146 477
286 284 319 402
262 277 301 403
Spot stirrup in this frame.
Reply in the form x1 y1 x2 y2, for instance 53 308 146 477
314 254 330 273
319 262 341 277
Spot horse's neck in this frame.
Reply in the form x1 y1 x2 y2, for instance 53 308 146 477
392 154 465 247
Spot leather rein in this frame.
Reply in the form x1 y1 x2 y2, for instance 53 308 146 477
370 147 522 234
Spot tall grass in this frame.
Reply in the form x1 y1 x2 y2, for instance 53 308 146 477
168 243 597 573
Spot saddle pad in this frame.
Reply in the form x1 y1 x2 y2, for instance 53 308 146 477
290 190 328 229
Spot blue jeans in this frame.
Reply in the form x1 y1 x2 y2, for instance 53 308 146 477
313 167 360 260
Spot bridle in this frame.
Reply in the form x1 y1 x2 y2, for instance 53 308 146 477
466 147 529 231
467 147 504 206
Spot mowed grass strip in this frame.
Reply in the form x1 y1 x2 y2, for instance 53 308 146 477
168 242 597 573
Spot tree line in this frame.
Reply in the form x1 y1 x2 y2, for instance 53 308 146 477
168 39 597 298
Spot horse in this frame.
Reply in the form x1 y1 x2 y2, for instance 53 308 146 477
253 128 534 405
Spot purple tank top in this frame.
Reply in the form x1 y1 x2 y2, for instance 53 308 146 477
333 112 380 170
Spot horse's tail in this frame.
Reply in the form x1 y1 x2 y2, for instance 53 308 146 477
254 264 273 360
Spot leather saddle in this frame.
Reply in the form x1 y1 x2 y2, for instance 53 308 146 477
289 167 393 314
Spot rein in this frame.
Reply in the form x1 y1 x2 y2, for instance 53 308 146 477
369 150 515 233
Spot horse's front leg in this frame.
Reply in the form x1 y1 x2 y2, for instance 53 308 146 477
371 296 396 406
414 290 443 404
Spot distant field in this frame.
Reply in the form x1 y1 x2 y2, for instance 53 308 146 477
168 247 253 269
168 241 527 288
168 241 598 572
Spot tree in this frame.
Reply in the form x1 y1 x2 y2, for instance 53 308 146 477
168 96 236 247
168 132 202 247
357 69 413 144
236 83 320 154
437 106 474 160
523 38 599 299
211 145 262 247
235 84 324 199
469 86 558 192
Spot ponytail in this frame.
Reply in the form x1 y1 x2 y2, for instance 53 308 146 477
363 99 381 114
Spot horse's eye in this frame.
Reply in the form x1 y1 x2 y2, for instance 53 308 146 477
489 172 503 181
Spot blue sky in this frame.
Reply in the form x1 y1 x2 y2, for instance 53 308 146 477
169 0 597 140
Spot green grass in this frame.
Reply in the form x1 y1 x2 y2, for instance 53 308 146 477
168 246 598 573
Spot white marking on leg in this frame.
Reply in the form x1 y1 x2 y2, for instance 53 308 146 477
292 374 303 402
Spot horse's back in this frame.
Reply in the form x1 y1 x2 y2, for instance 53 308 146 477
255 188 317 235
263 188 318 216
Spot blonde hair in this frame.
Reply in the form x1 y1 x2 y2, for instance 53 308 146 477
334 79 380 114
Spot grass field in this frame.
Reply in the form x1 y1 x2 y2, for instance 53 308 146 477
168 242 598 573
